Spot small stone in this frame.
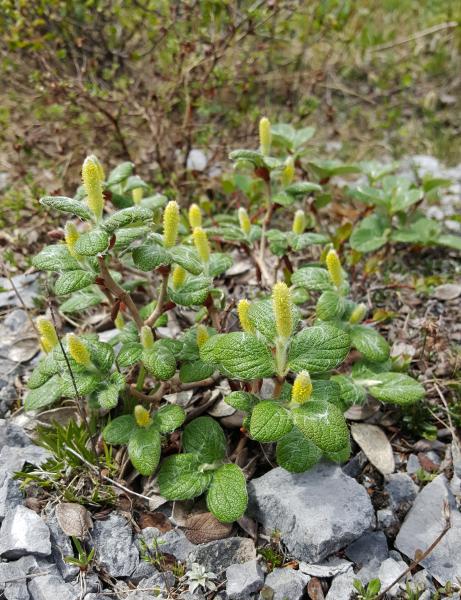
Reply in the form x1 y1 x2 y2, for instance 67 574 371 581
0 556 39 600
299 557 352 577
178 592 205 600
28 573 78 600
0 420 31 448
345 531 388 567
325 567 355 600
0 505 51 559
226 559 265 599
187 537 256 573
378 557 408 598
411 569 435 593
425 450 441 465
92 512 139 577
186 149 208 172
395 474 461 585
406 454 420 475
130 560 159 584
138 571 175 594
376 508 399 534
84 595 113 600
136 527 196 562
342 451 367 478
248 464 374 562
0 473 23 521
261 568 309 600
385 473 418 514
0 445 51 475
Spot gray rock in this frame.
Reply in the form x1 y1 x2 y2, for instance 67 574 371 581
0 275 39 310
0 420 31 448
28 572 78 600
188 537 256 574
261 568 309 600
0 445 51 475
44 510 80 582
0 556 39 600
395 474 461 585
248 463 374 562
377 557 408 598
0 505 51 559
0 359 20 417
412 569 435 594
92 512 139 577
326 567 355 600
226 559 264 599
179 592 205 600
299 557 352 577
342 451 367 478
376 508 399 534
84 595 113 600
345 531 388 566
130 560 159 584
385 473 418 514
138 571 175 595
0 473 23 521
136 527 196 562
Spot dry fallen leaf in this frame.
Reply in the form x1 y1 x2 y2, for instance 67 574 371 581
56 502 93 538
432 283 461 301
138 511 172 532
351 423 395 476
307 576 325 600
183 512 233 544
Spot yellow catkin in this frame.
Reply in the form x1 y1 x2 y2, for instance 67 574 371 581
292 210 306 235
132 188 143 205
65 222 80 258
82 156 104 220
163 201 180 248
259 117 272 156
140 325 154 349
114 312 125 330
349 303 367 324
291 371 313 405
188 203 202 228
87 154 105 181
196 324 209 348
326 248 343 288
237 299 255 333
282 156 295 186
67 334 91 367
238 207 251 235
273 282 293 340
134 405 151 428
36 317 59 353
172 265 187 289
193 227 210 263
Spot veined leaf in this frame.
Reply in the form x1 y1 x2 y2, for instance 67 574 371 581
179 361 214 383
142 344 176 381
249 401 293 442
208 253 233 277
206 464 248 523
128 426 161 476
168 276 211 307
24 375 63 411
33 245 80 272
103 206 153 233
291 267 333 291
285 181 322 196
132 243 171 271
224 391 259 413
276 428 322 473
103 415 136 444
74 229 109 256
316 291 346 321
117 342 143 368
293 401 349 453
331 374 366 407
349 214 389 253
55 270 96 295
350 324 390 362
288 324 350 373
247 299 299 342
169 246 203 275
369 372 424 405
40 196 93 220
158 454 212 500
182 416 226 463
107 162 134 186
153 404 186 433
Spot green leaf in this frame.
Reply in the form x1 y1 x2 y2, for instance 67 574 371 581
350 324 390 362
208 253 233 277
228 149 264 167
310 380 342 406
316 291 346 321
285 181 322 196
117 342 143 368
169 246 204 275
103 415 136 444
200 332 275 380
391 218 441 245
288 324 350 373
247 299 299 342
74 229 109 256
438 234 461 251
369 372 424 405
107 162 134 186
124 175 150 193
102 207 153 233
179 361 215 383
87 339 115 372
276 428 322 473
141 193 168 210
331 374 366 407
60 372 101 397
142 344 176 381
33 245 80 272
293 401 349 453
128 426 161 476
113 226 150 250
153 404 186 433
391 188 423 213
271 192 295 207
291 233 330 251
349 214 389 253
158 454 212 500
182 416 226 463
40 196 93 220
24 375 63 411
132 243 171 271
27 362 52 389
308 160 361 179
325 439 351 464
206 464 248 523
60 288 105 313
168 276 211 306
97 384 120 409
224 391 259 413
249 401 293 442
291 267 333 291
55 270 96 295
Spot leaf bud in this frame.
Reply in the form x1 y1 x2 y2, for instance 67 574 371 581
292 209 306 235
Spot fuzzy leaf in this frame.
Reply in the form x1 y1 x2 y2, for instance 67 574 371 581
349 214 389 253
200 332 275 380
224 391 259 413
331 374 366 407
97 384 121 409
292 401 349 453
291 233 330 251
179 361 215 383
369 372 424 405
325 439 352 464
169 246 203 275
87 339 115 372
117 342 143 368
107 162 134 186
40 196 93 220
168 276 211 306
158 454 212 500
228 149 264 167
55 270 96 295
247 299 299 342
291 267 333 291
24 375 63 411
142 345 176 381
285 181 322 196
132 243 171 271
33 245 80 272
208 253 233 277
60 288 105 313
102 207 153 233
310 379 342 405
103 415 136 444
27 362 52 389
153 404 186 433
288 324 350 373
249 401 293 442
74 230 109 256
182 416 226 463
60 372 101 397
276 428 322 473
128 426 161 476
114 226 150 250
316 291 346 321
438 234 461 251
350 324 390 362
206 464 248 523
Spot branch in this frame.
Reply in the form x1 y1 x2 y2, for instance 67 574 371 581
144 270 170 328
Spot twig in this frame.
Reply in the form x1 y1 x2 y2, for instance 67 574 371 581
372 21 458 52
434 383 455 436
376 503 451 599
144 270 170 328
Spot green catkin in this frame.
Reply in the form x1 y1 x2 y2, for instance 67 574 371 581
273 282 293 340
237 299 255 333
238 207 251 235
163 201 180 248
82 156 104 220
259 117 272 156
